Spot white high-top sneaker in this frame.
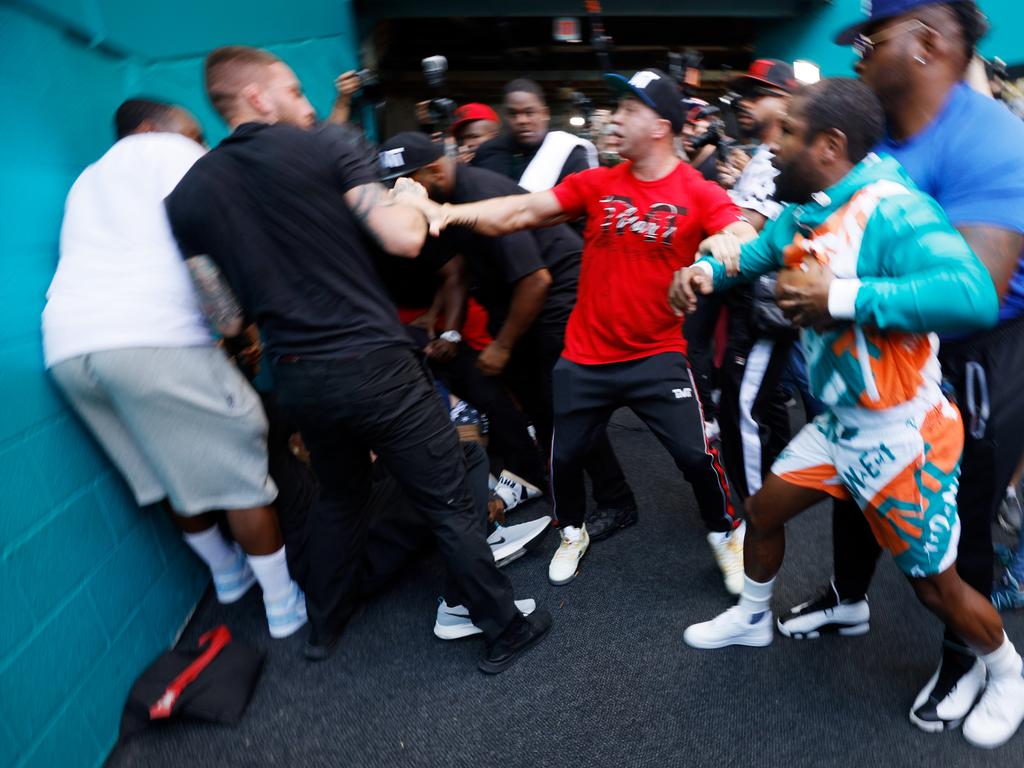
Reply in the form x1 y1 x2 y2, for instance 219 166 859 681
548 525 590 586
707 522 745 595
963 665 1024 748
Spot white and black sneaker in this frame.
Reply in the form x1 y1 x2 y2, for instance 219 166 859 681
776 580 870 639
910 649 986 733
488 516 552 567
493 470 544 514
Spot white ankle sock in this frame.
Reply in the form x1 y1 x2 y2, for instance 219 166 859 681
738 575 775 615
184 527 237 573
248 546 293 603
981 633 1024 681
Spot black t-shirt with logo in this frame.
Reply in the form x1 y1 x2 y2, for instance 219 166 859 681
165 122 410 360
444 164 581 333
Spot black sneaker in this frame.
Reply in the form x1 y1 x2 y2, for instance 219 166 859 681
909 645 986 733
776 581 870 639
478 609 552 674
585 504 638 542
304 628 343 662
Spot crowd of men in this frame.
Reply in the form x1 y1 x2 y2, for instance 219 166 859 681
40 0 1024 750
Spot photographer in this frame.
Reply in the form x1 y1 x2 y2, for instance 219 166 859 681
682 102 720 181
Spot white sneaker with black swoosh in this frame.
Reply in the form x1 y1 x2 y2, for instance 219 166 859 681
488 516 551 567
433 598 537 640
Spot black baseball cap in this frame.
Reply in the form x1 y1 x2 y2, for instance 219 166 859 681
378 132 444 181
603 68 685 134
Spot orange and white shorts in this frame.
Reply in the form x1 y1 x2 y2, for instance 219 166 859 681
772 397 963 578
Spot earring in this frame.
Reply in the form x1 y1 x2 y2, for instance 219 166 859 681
914 55 927 65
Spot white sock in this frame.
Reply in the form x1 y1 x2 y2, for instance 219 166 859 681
981 632 1024 681
184 527 238 574
248 546 293 603
738 575 775 616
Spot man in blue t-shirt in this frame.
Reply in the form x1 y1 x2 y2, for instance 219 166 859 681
775 0 1024 745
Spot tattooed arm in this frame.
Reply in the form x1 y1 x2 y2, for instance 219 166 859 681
185 255 244 338
343 181 428 257
957 225 1024 301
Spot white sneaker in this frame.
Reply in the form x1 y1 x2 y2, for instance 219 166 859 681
707 523 745 596
493 470 544 513
264 581 308 639
909 657 986 733
548 525 589 586
684 605 774 649
433 598 537 640
963 668 1024 748
488 516 552 567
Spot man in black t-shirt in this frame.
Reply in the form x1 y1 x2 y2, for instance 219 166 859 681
472 79 596 192
165 46 550 674
380 132 636 537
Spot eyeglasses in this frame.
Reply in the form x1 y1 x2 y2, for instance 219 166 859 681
853 19 933 59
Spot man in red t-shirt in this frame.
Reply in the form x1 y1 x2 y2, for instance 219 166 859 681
395 68 758 591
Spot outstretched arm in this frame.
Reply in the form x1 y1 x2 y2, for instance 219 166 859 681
668 219 775 315
392 178 569 236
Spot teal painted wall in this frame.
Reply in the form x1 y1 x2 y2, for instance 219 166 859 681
756 0 1024 77
0 3 358 767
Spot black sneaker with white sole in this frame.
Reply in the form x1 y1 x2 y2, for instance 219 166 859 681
909 644 986 733
776 581 870 639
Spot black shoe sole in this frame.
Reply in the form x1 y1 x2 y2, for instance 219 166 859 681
477 617 552 674
777 621 870 640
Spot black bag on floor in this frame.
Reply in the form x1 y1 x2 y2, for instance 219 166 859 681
119 625 264 740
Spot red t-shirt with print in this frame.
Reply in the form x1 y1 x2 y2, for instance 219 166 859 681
552 160 741 365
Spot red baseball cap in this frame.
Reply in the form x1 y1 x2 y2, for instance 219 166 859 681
451 103 500 135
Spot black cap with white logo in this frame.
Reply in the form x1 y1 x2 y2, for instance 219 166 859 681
603 68 685 134
378 132 444 181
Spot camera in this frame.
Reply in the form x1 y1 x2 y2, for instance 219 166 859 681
421 55 456 134
689 118 737 162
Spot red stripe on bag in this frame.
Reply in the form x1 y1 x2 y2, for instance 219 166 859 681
149 625 232 720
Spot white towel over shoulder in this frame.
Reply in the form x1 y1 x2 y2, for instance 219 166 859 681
518 130 598 192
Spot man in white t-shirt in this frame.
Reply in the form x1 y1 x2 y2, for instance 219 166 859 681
42 98 306 640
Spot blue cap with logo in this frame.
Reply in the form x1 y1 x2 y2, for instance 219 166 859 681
834 0 952 44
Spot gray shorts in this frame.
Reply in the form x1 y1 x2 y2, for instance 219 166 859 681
50 346 277 515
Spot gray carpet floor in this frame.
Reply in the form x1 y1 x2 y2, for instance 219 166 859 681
109 409 1024 767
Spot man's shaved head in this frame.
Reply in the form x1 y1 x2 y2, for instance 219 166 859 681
204 45 282 121
203 45 315 129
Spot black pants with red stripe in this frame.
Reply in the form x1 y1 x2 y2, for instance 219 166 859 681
550 352 737 532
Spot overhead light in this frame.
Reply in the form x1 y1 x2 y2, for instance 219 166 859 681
794 60 821 84
569 115 586 127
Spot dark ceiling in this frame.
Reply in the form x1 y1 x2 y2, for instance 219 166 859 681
365 15 766 110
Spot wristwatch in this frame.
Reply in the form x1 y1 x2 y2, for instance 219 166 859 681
439 330 462 344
